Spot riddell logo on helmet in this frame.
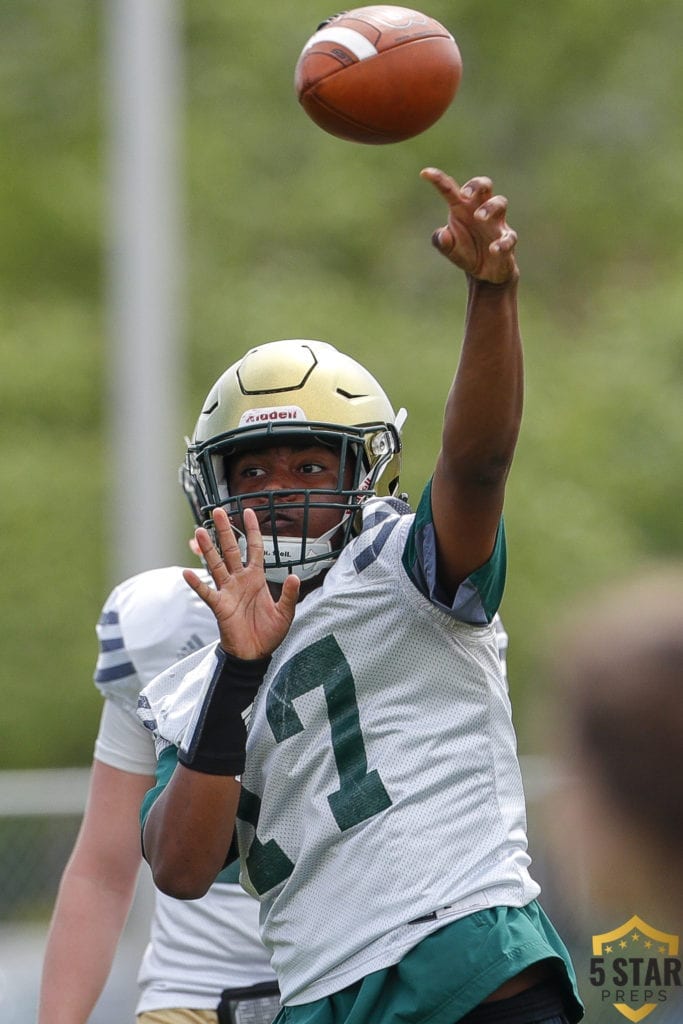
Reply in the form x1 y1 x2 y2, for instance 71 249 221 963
239 406 307 426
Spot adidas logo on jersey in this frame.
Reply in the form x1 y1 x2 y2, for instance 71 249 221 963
175 633 206 660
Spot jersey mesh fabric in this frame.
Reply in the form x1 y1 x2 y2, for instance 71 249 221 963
274 904 583 1024
235 496 536 1003
140 497 541 1007
92 567 276 1012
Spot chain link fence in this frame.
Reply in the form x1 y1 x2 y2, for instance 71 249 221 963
1 763 681 1023
0 769 152 1023
0 769 88 923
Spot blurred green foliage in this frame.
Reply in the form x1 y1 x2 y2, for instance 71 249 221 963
1 1 681 767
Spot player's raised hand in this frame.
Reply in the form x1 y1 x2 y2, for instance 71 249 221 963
420 167 519 285
183 507 300 660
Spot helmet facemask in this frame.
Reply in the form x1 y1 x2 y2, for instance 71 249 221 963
183 339 405 583
184 418 402 582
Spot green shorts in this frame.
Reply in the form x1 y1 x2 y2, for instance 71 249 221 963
276 902 583 1024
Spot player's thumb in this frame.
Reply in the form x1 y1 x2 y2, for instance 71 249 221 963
278 574 301 625
431 226 455 257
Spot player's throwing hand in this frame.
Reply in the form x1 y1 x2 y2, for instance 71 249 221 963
421 167 518 285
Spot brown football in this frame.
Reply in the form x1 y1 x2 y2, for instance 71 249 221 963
294 6 462 144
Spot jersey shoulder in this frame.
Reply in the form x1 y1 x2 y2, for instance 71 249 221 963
94 566 217 710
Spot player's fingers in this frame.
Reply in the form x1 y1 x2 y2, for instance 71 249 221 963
242 507 265 568
200 539 231 587
472 195 517 258
182 567 220 610
187 518 233 588
460 176 494 205
491 227 518 255
183 567 204 593
193 526 219 564
278 573 301 623
420 167 462 204
212 507 243 574
475 193 508 225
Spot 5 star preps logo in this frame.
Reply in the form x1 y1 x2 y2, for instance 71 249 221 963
590 916 681 1021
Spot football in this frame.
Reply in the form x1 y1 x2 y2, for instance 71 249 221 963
294 5 462 145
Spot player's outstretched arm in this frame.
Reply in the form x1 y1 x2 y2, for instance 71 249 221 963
420 167 523 598
38 760 151 1024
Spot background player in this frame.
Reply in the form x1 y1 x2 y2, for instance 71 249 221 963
38 533 279 1023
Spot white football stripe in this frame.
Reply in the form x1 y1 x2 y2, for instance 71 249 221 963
303 26 378 62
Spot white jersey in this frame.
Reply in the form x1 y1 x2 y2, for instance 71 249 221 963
93 566 276 1013
140 498 530 1006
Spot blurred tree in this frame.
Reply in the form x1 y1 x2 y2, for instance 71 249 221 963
0 0 681 766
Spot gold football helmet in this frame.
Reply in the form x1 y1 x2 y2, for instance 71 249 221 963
182 339 406 581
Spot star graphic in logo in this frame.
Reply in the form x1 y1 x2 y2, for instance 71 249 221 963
591 916 680 1023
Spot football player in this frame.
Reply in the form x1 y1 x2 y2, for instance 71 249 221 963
139 168 584 1024
38 551 279 1022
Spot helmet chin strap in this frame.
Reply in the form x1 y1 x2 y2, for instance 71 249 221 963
235 517 346 584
